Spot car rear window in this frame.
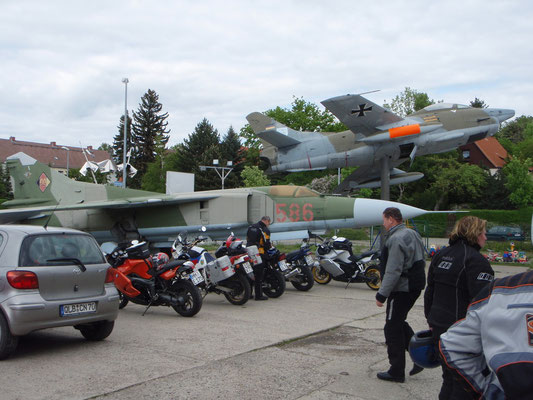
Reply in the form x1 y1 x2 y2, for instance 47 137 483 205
19 234 105 267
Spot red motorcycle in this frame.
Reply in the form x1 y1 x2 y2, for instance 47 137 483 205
104 241 203 317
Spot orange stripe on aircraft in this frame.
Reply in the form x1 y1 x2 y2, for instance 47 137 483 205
389 124 421 138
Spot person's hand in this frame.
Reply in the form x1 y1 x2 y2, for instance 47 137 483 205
376 300 384 307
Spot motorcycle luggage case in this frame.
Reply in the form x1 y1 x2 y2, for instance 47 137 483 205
246 245 262 265
332 237 352 251
319 259 344 277
128 243 151 259
206 255 235 284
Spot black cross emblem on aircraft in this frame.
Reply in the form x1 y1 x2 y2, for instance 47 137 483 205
351 103 373 117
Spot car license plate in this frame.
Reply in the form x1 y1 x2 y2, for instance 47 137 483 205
305 255 314 265
190 270 204 285
278 260 288 271
60 302 96 317
242 262 253 274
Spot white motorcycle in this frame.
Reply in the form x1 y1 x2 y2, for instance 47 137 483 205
311 236 381 290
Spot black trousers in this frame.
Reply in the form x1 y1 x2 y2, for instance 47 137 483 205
252 263 265 299
432 327 474 400
384 290 421 377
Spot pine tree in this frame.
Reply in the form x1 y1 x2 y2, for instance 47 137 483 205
130 89 170 188
112 114 133 166
0 163 13 200
171 118 221 191
219 126 243 188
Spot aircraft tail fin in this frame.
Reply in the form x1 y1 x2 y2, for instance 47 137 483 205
246 112 301 148
5 155 59 207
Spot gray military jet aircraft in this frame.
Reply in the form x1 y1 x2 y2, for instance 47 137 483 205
247 93 514 198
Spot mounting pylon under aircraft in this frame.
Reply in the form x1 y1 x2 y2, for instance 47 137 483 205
247 93 514 198
0 154 437 247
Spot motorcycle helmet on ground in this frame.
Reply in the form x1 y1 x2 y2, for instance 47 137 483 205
408 330 440 368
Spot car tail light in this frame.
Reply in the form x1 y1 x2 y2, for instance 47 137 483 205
105 267 115 283
7 271 39 289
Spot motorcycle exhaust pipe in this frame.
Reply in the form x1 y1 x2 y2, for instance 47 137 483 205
158 292 186 306
284 268 300 279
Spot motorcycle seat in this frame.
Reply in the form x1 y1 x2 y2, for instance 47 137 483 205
149 259 187 277
285 249 301 261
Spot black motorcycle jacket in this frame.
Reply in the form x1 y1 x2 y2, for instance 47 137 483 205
246 221 271 255
424 237 494 332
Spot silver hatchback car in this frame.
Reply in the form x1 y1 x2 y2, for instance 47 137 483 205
0 225 119 359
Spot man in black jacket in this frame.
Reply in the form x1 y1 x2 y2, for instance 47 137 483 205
246 216 271 301
424 216 494 399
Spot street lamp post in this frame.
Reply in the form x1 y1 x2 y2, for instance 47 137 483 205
61 146 70 177
199 159 233 190
122 78 129 188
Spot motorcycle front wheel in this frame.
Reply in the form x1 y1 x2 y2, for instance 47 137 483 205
223 273 251 305
171 279 203 317
312 266 331 284
290 264 314 291
118 292 129 309
364 267 381 290
263 268 286 298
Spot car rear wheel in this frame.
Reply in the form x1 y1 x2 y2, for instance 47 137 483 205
0 313 19 360
76 320 115 341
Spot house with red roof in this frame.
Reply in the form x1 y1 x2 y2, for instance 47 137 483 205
459 137 508 174
0 136 113 176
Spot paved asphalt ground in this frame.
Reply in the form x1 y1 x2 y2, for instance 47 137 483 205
1 263 527 400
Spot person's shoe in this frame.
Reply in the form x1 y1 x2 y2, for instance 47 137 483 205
409 364 424 376
376 371 405 383
255 295 268 301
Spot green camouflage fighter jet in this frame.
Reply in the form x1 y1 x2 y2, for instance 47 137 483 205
0 154 431 248
247 93 514 195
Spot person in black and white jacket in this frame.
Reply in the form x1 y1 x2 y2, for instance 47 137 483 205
424 216 494 399
440 270 533 399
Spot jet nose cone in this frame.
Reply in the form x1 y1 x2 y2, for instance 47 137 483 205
485 108 515 123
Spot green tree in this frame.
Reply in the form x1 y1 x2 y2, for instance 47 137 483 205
171 118 221 191
241 166 270 187
470 97 488 108
384 87 434 117
98 143 112 153
266 97 346 132
496 115 533 145
219 126 244 188
130 89 170 188
503 158 533 208
0 163 13 200
112 114 133 166
141 156 165 193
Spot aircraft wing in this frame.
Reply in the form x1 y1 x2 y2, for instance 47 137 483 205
321 94 404 136
334 165 424 194
0 193 220 224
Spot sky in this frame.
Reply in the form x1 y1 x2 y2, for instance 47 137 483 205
1 0 532 149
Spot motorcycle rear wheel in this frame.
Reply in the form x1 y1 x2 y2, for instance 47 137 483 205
171 279 203 317
312 266 331 284
223 273 251 305
365 267 381 290
263 269 286 298
291 264 314 291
